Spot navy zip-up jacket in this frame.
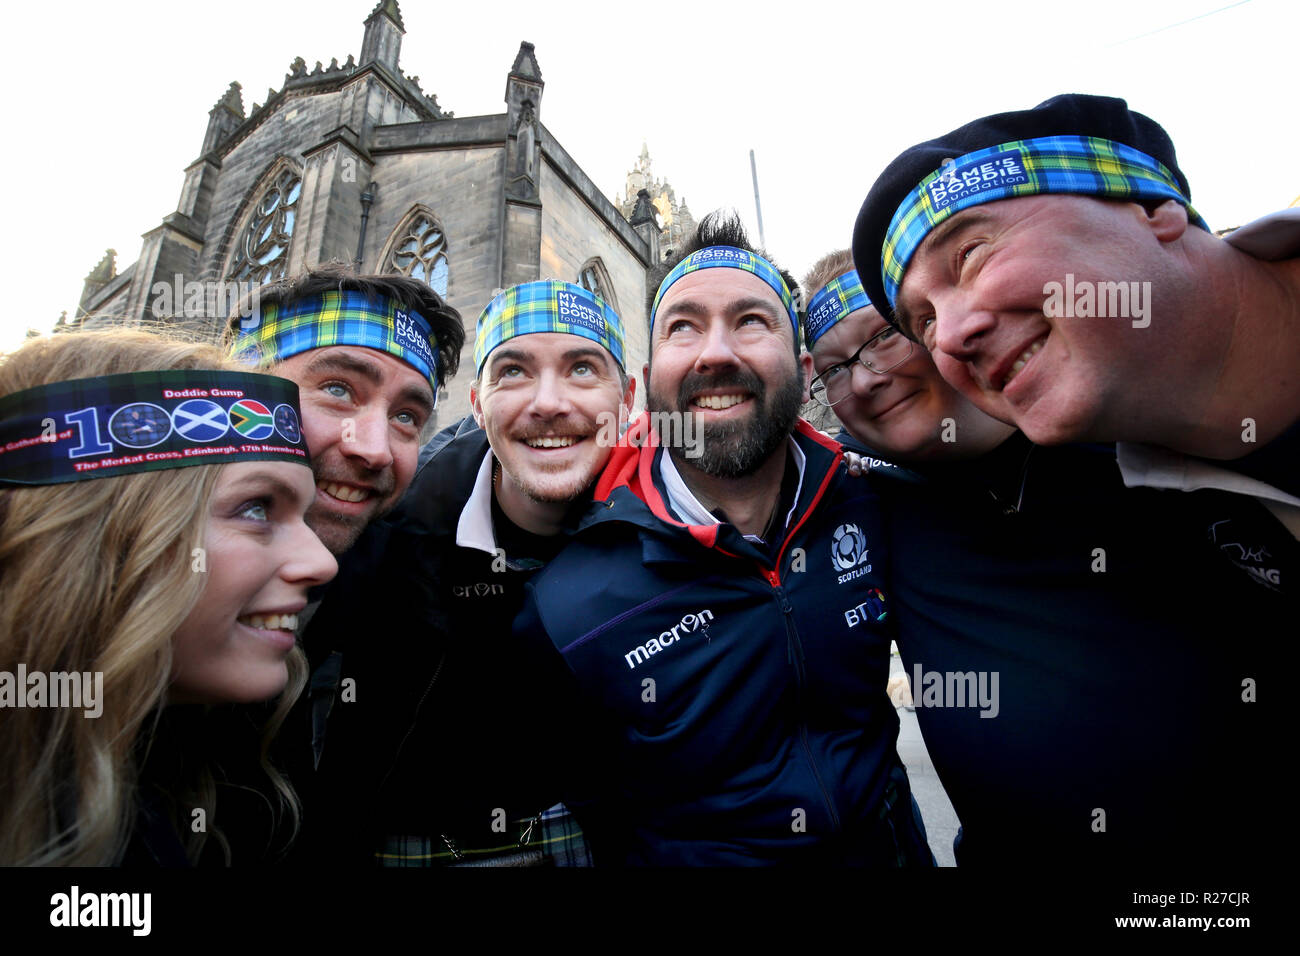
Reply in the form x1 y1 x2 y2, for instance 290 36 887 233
513 415 930 866
844 430 1282 867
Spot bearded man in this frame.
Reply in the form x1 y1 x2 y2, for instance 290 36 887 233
510 212 932 866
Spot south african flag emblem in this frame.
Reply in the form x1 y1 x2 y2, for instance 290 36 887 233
229 399 274 439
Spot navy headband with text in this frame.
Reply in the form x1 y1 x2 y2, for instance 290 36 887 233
0 370 309 486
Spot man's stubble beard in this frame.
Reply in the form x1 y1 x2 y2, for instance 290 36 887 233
305 503 372 556
499 410 607 506
649 362 804 479
308 459 397 555
509 468 596 505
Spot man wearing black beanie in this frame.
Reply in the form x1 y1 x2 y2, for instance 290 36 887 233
853 94 1298 555
844 94 1292 872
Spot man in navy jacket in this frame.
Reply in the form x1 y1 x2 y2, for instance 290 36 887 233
513 212 930 865
801 247 1279 867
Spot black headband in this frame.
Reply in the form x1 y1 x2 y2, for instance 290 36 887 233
0 370 309 486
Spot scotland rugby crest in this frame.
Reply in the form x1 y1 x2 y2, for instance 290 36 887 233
831 523 868 571
831 523 873 584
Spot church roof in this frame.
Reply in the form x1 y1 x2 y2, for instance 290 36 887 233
211 81 244 117
366 0 405 30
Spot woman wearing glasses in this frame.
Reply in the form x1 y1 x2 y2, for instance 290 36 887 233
799 248 1278 867
804 249 1013 465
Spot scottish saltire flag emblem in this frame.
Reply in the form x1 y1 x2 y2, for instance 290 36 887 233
173 399 229 442
0 370 309 486
273 404 302 443
108 403 172 448
229 399 274 439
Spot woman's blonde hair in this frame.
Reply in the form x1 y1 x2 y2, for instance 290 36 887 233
801 249 857 313
0 329 305 865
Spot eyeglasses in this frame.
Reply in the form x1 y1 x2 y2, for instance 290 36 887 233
809 326 914 408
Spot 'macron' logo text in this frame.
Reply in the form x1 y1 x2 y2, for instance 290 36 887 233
624 609 714 669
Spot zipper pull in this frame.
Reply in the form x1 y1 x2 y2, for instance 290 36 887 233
519 814 539 847
440 833 464 862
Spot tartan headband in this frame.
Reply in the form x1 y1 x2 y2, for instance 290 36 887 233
651 246 798 339
881 135 1209 310
804 270 873 347
232 290 439 395
474 280 626 374
0 370 308 486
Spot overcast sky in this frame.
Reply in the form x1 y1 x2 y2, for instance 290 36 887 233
3 0 1295 350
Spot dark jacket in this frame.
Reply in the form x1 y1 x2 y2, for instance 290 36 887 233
289 417 567 864
857 431 1283 866
513 415 930 866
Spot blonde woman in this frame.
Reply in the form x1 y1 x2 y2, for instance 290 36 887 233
0 329 335 866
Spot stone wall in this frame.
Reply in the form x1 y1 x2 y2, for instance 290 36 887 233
365 144 505 420
538 155 651 402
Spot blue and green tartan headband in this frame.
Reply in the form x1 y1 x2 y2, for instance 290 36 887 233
0 370 308 486
804 271 872 347
651 246 798 338
881 135 1209 309
474 280 626 375
232 290 440 394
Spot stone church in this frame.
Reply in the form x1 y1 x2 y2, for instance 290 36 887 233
72 0 676 424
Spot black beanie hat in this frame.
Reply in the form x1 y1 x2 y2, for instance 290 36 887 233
851 93 1194 327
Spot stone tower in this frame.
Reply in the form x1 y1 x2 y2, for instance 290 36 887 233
616 143 698 261
74 2 663 424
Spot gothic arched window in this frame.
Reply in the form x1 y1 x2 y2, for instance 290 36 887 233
578 258 617 311
384 208 449 297
229 167 302 284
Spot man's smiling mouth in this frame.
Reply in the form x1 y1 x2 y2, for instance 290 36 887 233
318 481 373 503
997 336 1047 391
523 435 584 448
692 393 750 410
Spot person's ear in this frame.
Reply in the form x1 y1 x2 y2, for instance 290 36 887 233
798 352 815 404
1145 199 1188 244
470 380 485 429
621 374 637 418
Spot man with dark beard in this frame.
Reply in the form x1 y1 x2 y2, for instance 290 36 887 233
511 212 932 866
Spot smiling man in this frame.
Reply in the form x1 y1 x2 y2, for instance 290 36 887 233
292 279 635 866
799 248 1283 867
468 281 636 537
225 263 465 554
853 94 1300 549
511 213 932 866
